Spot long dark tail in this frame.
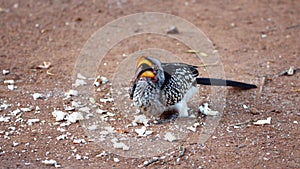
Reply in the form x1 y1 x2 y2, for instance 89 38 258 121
196 78 257 89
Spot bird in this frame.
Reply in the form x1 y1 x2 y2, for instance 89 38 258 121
129 56 257 118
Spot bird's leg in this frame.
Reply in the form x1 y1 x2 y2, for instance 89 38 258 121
177 101 189 117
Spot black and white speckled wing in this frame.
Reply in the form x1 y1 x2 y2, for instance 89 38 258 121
160 63 198 106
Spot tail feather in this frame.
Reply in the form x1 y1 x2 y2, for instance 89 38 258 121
196 78 257 89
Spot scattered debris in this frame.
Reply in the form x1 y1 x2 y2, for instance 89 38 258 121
199 103 219 116
10 109 21 116
166 26 179 34
73 79 87 87
113 158 120 163
4 80 14 84
185 49 208 57
52 110 67 122
56 134 68 140
75 154 82 160
52 110 83 123
135 126 153 137
73 139 86 144
2 69 10 75
78 107 90 114
0 116 10 122
261 34 267 38
32 93 44 100
94 76 109 87
41 159 61 168
280 66 298 76
64 89 78 98
27 119 40 125
99 98 114 103
242 104 249 109
12 141 19 147
132 115 149 126
112 139 130 151
77 73 87 80
253 117 271 125
96 151 107 157
37 61 51 69
20 107 32 112
164 132 177 142
7 85 15 90
178 146 186 158
141 157 159 167
46 70 55 76
249 107 260 115
187 122 200 132
113 142 130 151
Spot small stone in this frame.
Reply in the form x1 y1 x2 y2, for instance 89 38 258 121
94 76 109 87
167 26 179 34
0 116 10 122
77 73 87 80
2 70 10 75
35 106 41 111
113 158 120 163
52 110 67 122
4 80 14 84
41 159 60 167
99 98 114 103
253 117 271 125
7 85 15 90
64 90 78 97
164 132 177 142
27 119 40 125
249 107 260 115
75 154 81 160
10 109 21 116
112 141 130 151
73 139 86 144
66 112 84 123
242 104 248 109
56 134 68 140
20 107 32 112
32 93 44 100
13 141 19 147
199 103 219 116
73 79 87 87
261 34 267 38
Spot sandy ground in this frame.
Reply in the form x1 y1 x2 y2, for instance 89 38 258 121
0 0 299 168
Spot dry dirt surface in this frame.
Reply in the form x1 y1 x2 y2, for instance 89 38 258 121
1 0 299 168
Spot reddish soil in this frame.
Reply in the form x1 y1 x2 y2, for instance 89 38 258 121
0 0 299 168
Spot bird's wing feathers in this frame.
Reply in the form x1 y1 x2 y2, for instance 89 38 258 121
161 63 199 78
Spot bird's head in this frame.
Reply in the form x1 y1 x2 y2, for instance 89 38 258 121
134 56 165 87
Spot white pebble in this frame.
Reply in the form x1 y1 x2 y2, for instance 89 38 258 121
32 93 44 100
164 132 177 142
253 117 271 125
99 98 114 103
0 116 10 122
66 112 84 123
12 141 19 147
64 89 78 97
52 110 67 122
7 84 15 90
77 73 87 80
2 70 10 75
41 159 61 168
27 119 40 125
113 158 120 163
4 80 14 84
